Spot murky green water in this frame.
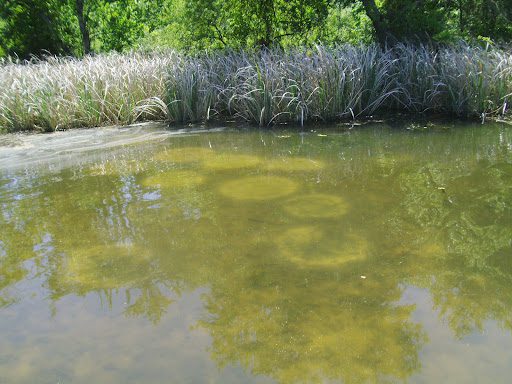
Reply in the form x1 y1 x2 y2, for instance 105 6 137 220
1 121 512 383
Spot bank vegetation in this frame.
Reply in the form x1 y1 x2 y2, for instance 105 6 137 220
1 44 511 132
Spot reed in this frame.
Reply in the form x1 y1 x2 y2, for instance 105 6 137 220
0 52 175 132
1 44 511 132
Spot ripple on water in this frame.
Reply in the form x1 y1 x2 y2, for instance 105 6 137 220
141 170 205 189
276 226 368 268
219 176 298 201
87 159 147 176
284 194 349 219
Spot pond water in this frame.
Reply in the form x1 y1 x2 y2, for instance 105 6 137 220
1 121 512 383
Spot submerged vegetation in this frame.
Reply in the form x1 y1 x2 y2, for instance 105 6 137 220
1 43 512 132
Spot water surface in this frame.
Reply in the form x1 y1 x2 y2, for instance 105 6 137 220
1 121 512 383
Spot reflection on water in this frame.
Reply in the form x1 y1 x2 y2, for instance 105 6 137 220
1 122 512 383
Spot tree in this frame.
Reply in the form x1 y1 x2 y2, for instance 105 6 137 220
0 0 78 58
334 0 452 46
0 0 170 57
75 0 92 54
456 0 512 42
91 0 167 52
360 0 394 46
183 0 332 49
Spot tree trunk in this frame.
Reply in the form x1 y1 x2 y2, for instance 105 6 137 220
360 0 396 47
261 0 274 47
76 0 91 55
459 0 464 33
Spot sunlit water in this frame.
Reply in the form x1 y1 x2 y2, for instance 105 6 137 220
1 121 512 383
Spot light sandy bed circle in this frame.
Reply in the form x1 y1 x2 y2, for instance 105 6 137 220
264 157 325 172
219 176 298 201
276 226 367 268
204 153 262 171
142 170 205 189
284 194 349 219
154 147 214 163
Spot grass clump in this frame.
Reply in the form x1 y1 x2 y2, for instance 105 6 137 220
0 51 175 132
1 43 511 132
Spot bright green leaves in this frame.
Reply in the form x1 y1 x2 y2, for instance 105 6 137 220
183 0 332 48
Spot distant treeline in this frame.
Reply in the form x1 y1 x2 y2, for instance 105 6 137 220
0 0 511 58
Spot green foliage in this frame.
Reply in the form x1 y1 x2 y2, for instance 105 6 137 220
93 0 167 52
182 0 331 49
0 0 80 58
1 0 512 56
381 0 452 42
456 0 512 42
313 2 373 45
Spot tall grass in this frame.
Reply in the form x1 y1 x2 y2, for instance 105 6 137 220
1 44 511 132
0 52 175 132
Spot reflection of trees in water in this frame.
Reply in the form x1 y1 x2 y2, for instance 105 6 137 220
0 172 53 308
393 151 512 337
200 262 426 384
189 190 427 383
2 126 512 382
0 152 428 383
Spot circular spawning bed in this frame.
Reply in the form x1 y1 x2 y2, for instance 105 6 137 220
154 147 215 164
219 176 298 201
276 226 367 268
203 153 262 171
264 157 325 172
142 170 205 189
284 194 349 219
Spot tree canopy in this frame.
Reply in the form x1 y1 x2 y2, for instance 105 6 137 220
0 0 511 57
